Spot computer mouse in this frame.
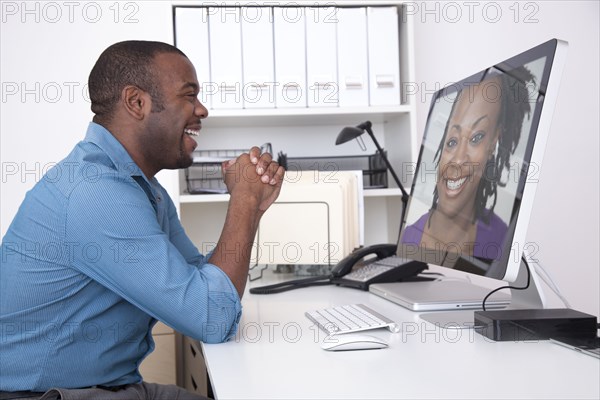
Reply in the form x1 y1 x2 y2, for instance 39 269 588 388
320 334 389 351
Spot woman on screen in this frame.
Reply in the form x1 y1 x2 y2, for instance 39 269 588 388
403 67 535 261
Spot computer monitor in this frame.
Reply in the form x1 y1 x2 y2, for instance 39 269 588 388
397 39 568 288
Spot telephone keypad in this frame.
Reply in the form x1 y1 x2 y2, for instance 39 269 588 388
345 264 392 282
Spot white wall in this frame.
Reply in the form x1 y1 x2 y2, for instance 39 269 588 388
1 1 173 234
2 1 598 317
412 1 600 316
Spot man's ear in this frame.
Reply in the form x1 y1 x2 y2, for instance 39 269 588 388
122 85 151 120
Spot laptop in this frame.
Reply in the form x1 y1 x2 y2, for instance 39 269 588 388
550 336 600 359
369 280 511 312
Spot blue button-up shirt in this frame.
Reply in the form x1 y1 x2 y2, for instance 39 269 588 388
0 122 242 391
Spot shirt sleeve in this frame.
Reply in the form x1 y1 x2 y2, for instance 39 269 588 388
64 174 241 343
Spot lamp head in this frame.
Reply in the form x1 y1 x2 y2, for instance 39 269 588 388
334 120 407 200
335 121 373 145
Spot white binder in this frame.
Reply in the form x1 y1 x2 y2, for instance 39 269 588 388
337 7 369 107
241 7 275 109
305 6 338 107
174 8 211 108
273 7 307 108
208 7 243 109
367 7 401 106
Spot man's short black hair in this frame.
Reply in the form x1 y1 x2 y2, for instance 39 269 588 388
88 40 187 122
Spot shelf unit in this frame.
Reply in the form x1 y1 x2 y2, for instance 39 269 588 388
158 1 417 249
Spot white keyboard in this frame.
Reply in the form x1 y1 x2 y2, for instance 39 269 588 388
305 303 400 335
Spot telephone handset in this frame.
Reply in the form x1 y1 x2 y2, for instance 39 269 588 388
249 244 427 295
331 243 428 291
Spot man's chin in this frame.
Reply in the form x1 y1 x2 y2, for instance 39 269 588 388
179 161 194 170
177 153 195 170
161 158 194 171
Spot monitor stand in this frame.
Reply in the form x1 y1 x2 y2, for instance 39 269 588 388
419 257 546 329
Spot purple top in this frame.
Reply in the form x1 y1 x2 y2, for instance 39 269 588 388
401 211 508 260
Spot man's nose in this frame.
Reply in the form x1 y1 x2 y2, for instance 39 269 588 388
194 98 209 119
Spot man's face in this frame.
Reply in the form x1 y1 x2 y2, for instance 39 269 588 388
141 52 207 172
436 80 502 220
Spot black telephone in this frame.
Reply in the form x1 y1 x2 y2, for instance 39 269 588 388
330 243 428 291
249 243 427 294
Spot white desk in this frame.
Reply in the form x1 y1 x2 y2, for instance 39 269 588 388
201 269 600 399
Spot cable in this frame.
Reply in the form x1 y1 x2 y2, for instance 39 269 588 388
530 258 572 308
482 255 531 311
249 275 332 295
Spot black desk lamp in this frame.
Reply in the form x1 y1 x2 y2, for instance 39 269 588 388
336 121 409 201
336 120 410 234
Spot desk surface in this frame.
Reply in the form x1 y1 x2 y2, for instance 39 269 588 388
201 269 600 399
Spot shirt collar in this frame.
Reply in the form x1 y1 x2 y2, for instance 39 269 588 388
84 122 163 212
84 121 147 180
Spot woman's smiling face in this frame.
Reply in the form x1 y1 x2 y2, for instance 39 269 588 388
436 79 502 221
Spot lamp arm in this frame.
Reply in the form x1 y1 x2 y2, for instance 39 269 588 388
364 127 409 203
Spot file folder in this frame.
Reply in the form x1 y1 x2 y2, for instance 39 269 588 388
367 7 401 106
306 6 338 107
273 7 307 108
208 7 243 109
255 172 361 265
254 202 331 265
241 7 275 109
174 8 211 108
337 7 369 107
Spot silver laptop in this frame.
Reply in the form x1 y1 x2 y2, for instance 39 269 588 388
369 280 510 312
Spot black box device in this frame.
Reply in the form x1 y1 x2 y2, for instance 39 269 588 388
474 308 598 341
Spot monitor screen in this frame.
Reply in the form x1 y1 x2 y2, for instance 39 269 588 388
397 39 567 283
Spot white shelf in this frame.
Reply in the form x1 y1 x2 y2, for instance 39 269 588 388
363 188 403 197
180 194 230 203
179 188 403 204
202 105 412 128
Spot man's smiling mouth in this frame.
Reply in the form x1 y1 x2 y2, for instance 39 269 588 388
184 128 200 137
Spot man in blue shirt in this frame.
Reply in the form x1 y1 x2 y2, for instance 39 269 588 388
0 41 284 399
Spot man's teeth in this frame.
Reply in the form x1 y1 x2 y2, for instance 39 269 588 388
447 176 467 190
184 128 199 137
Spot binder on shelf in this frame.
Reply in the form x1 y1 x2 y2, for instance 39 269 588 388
336 7 369 107
241 7 275 109
254 172 361 265
174 8 211 109
367 7 401 106
208 7 243 109
273 7 307 108
305 6 338 108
